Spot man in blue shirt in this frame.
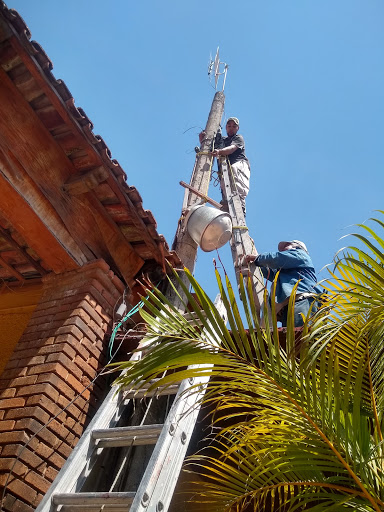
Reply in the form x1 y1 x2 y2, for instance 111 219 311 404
242 240 321 327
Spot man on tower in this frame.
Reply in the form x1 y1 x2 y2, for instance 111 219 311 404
199 117 250 214
241 240 322 327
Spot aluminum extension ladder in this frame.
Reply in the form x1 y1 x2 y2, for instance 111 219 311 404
219 158 265 317
36 297 226 512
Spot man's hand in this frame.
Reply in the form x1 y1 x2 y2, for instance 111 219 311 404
199 130 206 144
238 254 258 267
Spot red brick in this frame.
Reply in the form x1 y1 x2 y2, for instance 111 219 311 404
17 383 59 401
5 376 38 387
10 347 37 359
26 311 55 324
1 493 16 512
33 298 61 311
15 418 57 447
25 395 63 419
70 307 91 325
77 300 105 327
43 465 58 482
35 373 75 400
3 358 19 370
34 493 44 507
0 419 15 431
60 292 89 307
0 388 16 398
53 439 73 458
5 405 50 424
2 444 44 469
46 418 70 440
24 470 50 493
56 393 88 417
37 343 76 360
15 332 41 343
0 397 25 409
5 477 38 503
45 353 82 379
83 281 110 305
7 497 34 512
64 416 83 437
86 280 116 309
12 355 47 369
94 299 113 322
72 355 96 380
65 373 91 399
47 449 65 469
18 336 55 349
0 430 29 445
80 336 104 358
87 356 99 370
63 315 95 338
54 324 83 341
27 362 68 379
0 367 28 380
64 338 91 362
0 458 28 476
25 320 62 335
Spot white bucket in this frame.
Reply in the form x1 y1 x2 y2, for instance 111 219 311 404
186 204 232 252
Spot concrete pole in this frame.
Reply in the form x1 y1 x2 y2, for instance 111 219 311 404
167 91 225 308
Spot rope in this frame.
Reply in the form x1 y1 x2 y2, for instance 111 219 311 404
195 151 212 156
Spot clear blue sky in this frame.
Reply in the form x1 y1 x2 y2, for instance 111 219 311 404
9 0 384 300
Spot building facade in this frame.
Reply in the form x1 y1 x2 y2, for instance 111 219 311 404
0 4 180 510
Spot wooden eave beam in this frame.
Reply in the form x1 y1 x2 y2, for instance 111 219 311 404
0 253 24 281
105 177 164 266
0 68 131 267
4 32 165 267
85 192 144 289
0 172 79 273
0 224 47 275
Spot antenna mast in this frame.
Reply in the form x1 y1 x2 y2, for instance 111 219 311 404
167 49 226 309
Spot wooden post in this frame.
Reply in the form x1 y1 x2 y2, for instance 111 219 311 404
167 91 225 309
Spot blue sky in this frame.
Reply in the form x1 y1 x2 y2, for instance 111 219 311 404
8 0 384 300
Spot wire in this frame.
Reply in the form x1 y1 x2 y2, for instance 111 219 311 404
108 299 146 360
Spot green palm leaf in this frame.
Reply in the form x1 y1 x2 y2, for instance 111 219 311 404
111 215 384 510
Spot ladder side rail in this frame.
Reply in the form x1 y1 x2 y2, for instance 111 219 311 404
130 295 227 512
35 353 142 512
220 158 265 314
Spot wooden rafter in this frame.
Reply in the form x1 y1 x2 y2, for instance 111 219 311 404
0 254 24 282
0 224 47 276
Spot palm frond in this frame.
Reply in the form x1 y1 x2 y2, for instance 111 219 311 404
111 215 384 510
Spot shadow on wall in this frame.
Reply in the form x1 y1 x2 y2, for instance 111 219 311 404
0 283 42 375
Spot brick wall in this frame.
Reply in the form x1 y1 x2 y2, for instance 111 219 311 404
0 260 124 511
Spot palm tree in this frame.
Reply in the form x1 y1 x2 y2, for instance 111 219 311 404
113 214 384 511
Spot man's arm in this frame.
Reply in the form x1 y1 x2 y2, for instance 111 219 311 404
240 254 276 282
212 144 237 157
244 250 311 270
256 250 312 270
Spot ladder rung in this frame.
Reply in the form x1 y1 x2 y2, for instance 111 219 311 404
92 424 163 447
122 380 180 399
58 507 129 512
52 492 135 506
